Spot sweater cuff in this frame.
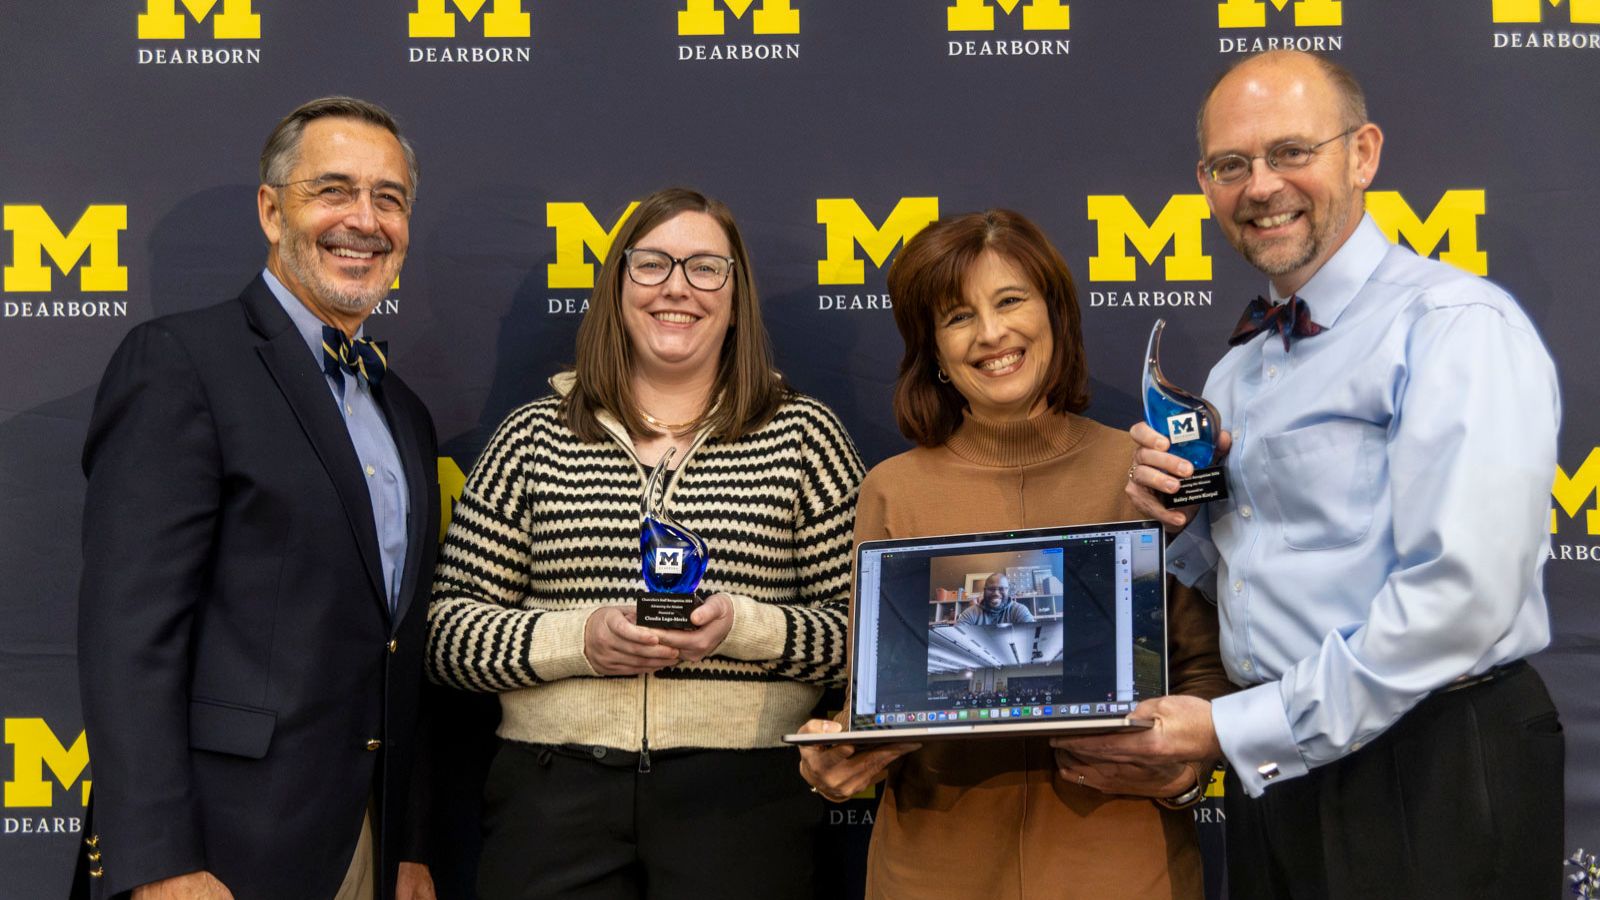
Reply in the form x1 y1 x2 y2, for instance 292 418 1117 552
717 594 787 662
530 608 600 681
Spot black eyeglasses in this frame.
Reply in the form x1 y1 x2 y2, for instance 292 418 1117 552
624 248 735 291
1202 127 1358 185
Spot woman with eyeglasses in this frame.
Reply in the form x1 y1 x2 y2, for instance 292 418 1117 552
794 210 1232 900
426 187 864 899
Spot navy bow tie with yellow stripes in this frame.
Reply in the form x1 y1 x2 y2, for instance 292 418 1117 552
321 325 387 387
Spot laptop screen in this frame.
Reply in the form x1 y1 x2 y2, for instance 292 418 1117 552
850 521 1167 732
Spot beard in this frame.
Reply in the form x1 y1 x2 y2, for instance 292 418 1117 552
279 226 397 315
1230 190 1353 279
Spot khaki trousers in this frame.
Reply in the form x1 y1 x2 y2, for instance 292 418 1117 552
332 806 376 900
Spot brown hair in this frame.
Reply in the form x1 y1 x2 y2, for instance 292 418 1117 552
887 209 1088 447
562 187 786 442
260 96 419 194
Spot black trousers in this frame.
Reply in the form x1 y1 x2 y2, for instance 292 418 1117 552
477 741 821 900
1224 661 1564 900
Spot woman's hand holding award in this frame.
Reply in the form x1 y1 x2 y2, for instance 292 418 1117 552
637 448 710 629
1142 319 1228 508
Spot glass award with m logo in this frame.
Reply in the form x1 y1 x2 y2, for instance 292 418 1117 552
637 448 709 628
1142 319 1229 508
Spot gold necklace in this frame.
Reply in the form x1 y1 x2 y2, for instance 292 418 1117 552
639 409 697 432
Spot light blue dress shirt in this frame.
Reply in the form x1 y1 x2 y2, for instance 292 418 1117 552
264 269 409 613
1168 215 1559 797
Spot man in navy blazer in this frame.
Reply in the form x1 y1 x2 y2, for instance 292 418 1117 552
77 97 438 900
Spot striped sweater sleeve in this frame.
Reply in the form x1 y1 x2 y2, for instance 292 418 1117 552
425 403 593 692
716 398 865 686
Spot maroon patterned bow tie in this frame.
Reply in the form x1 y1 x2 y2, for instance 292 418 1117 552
1227 296 1327 351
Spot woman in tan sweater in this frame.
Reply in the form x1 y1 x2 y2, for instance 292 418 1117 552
796 210 1232 899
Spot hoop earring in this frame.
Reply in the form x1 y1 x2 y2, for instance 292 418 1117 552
936 368 950 383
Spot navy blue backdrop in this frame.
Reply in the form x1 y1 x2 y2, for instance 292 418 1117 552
3 2 1598 897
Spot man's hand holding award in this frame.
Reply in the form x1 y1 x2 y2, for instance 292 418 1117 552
1140 319 1228 508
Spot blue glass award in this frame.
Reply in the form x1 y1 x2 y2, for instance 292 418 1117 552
636 447 709 629
1142 319 1229 508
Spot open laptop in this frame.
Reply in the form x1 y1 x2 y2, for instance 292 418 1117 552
785 520 1167 745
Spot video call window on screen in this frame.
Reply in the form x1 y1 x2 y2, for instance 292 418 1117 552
852 526 1166 730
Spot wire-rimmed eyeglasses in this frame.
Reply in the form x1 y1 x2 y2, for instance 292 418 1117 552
1202 127 1358 185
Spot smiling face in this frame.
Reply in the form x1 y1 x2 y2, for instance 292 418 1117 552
981 573 1011 611
933 251 1055 424
1197 53 1381 296
258 117 410 334
621 210 735 385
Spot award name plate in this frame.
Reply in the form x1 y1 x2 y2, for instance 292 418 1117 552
1142 319 1229 508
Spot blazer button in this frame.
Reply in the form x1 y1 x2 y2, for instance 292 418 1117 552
84 834 99 848
366 739 382 751
89 867 104 879
87 850 101 862
387 639 398 654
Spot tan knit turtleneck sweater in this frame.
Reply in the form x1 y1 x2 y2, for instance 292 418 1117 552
855 410 1232 900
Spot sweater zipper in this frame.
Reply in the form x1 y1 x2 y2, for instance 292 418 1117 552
639 675 653 773
595 415 712 775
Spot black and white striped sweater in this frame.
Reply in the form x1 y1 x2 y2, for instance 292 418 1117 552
426 374 864 750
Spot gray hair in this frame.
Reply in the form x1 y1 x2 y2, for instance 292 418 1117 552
259 95 419 196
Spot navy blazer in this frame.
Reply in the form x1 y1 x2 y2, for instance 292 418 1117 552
77 276 439 899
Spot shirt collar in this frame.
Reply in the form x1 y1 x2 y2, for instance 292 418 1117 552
1267 212 1389 329
261 267 365 366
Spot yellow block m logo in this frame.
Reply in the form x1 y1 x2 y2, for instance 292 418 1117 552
1552 449 1600 535
4 205 128 293
1217 0 1341 28
1086 195 1211 282
546 201 640 290
4 719 90 808
410 0 531 38
679 0 799 36
948 0 1070 31
816 198 940 286
438 457 466 542
137 0 259 39
1493 0 1600 23
1365 190 1487 276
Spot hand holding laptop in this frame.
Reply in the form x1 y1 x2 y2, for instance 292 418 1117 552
796 719 921 803
1049 695 1222 773
1051 745 1195 798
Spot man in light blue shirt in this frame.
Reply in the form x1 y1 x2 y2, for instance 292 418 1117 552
262 265 410 614
1056 50 1563 898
